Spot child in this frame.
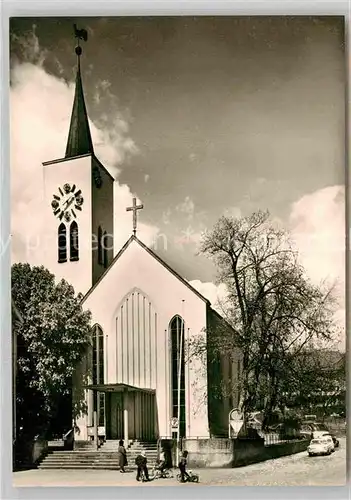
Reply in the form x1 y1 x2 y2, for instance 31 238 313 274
157 448 166 473
178 450 190 482
135 451 149 481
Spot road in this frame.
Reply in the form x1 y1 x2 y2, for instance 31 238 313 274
13 438 346 487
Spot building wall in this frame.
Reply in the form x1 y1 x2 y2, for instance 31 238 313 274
207 308 242 437
42 154 93 296
91 157 114 285
80 239 210 439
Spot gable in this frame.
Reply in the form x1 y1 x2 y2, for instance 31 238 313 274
82 236 210 306
82 236 210 336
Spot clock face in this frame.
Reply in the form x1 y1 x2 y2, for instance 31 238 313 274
51 183 84 221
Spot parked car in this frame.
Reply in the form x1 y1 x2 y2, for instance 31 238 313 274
320 432 339 448
301 421 339 447
307 437 334 456
321 435 335 451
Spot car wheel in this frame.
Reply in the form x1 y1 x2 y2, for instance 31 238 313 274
308 453 314 457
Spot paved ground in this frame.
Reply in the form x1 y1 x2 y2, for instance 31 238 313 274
13 438 346 487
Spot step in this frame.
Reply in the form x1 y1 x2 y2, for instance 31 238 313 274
42 458 124 462
49 451 158 457
41 463 123 468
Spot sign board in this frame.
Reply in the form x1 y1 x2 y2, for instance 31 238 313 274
171 417 179 431
230 420 244 435
229 409 243 422
228 408 244 438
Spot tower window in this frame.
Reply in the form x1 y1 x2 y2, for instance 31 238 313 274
58 223 67 263
98 226 103 265
70 221 79 261
103 231 108 268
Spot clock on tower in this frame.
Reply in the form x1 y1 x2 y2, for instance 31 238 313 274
51 183 84 222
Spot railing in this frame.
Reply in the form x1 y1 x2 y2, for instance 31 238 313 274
263 433 304 446
63 428 74 441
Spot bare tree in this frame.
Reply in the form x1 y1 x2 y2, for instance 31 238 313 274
191 211 338 430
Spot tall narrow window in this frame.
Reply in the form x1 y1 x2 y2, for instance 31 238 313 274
92 325 105 428
170 316 186 438
70 221 79 261
98 226 103 265
103 231 108 269
58 223 67 263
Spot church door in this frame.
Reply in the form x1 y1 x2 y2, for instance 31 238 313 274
107 392 124 440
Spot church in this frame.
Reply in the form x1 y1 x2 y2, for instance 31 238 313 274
40 41 241 447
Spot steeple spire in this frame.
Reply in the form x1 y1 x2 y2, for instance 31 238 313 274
65 26 94 159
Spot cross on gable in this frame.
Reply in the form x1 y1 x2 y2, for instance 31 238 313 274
126 197 144 236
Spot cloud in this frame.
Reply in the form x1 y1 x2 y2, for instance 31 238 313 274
289 185 345 348
162 208 172 225
175 196 195 220
10 27 156 265
289 185 344 287
189 279 229 312
223 206 242 219
10 24 47 66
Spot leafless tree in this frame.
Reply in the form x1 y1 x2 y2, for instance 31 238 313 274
190 211 339 430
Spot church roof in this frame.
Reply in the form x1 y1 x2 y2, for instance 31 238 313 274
65 51 94 159
82 235 211 305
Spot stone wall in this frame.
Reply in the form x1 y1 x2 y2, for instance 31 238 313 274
182 437 309 468
183 438 235 468
264 439 309 460
232 437 266 467
32 439 48 464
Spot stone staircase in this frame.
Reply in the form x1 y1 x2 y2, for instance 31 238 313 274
38 440 158 470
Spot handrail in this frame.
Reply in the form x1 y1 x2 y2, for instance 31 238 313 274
63 428 74 440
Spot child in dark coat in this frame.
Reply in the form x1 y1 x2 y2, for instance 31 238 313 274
178 450 190 482
135 451 149 481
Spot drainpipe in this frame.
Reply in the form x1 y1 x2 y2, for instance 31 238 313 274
93 411 98 450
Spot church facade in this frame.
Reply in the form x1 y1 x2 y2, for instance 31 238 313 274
40 43 241 446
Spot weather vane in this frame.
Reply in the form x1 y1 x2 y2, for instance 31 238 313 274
73 24 88 56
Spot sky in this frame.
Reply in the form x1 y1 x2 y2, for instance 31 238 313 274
10 16 345 348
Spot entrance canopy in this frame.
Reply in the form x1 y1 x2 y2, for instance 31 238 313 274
84 382 155 394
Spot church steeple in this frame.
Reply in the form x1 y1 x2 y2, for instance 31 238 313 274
65 31 93 159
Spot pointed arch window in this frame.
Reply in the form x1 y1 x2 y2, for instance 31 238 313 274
98 226 103 265
170 315 186 438
103 231 108 268
70 221 79 261
58 223 67 263
92 325 105 427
